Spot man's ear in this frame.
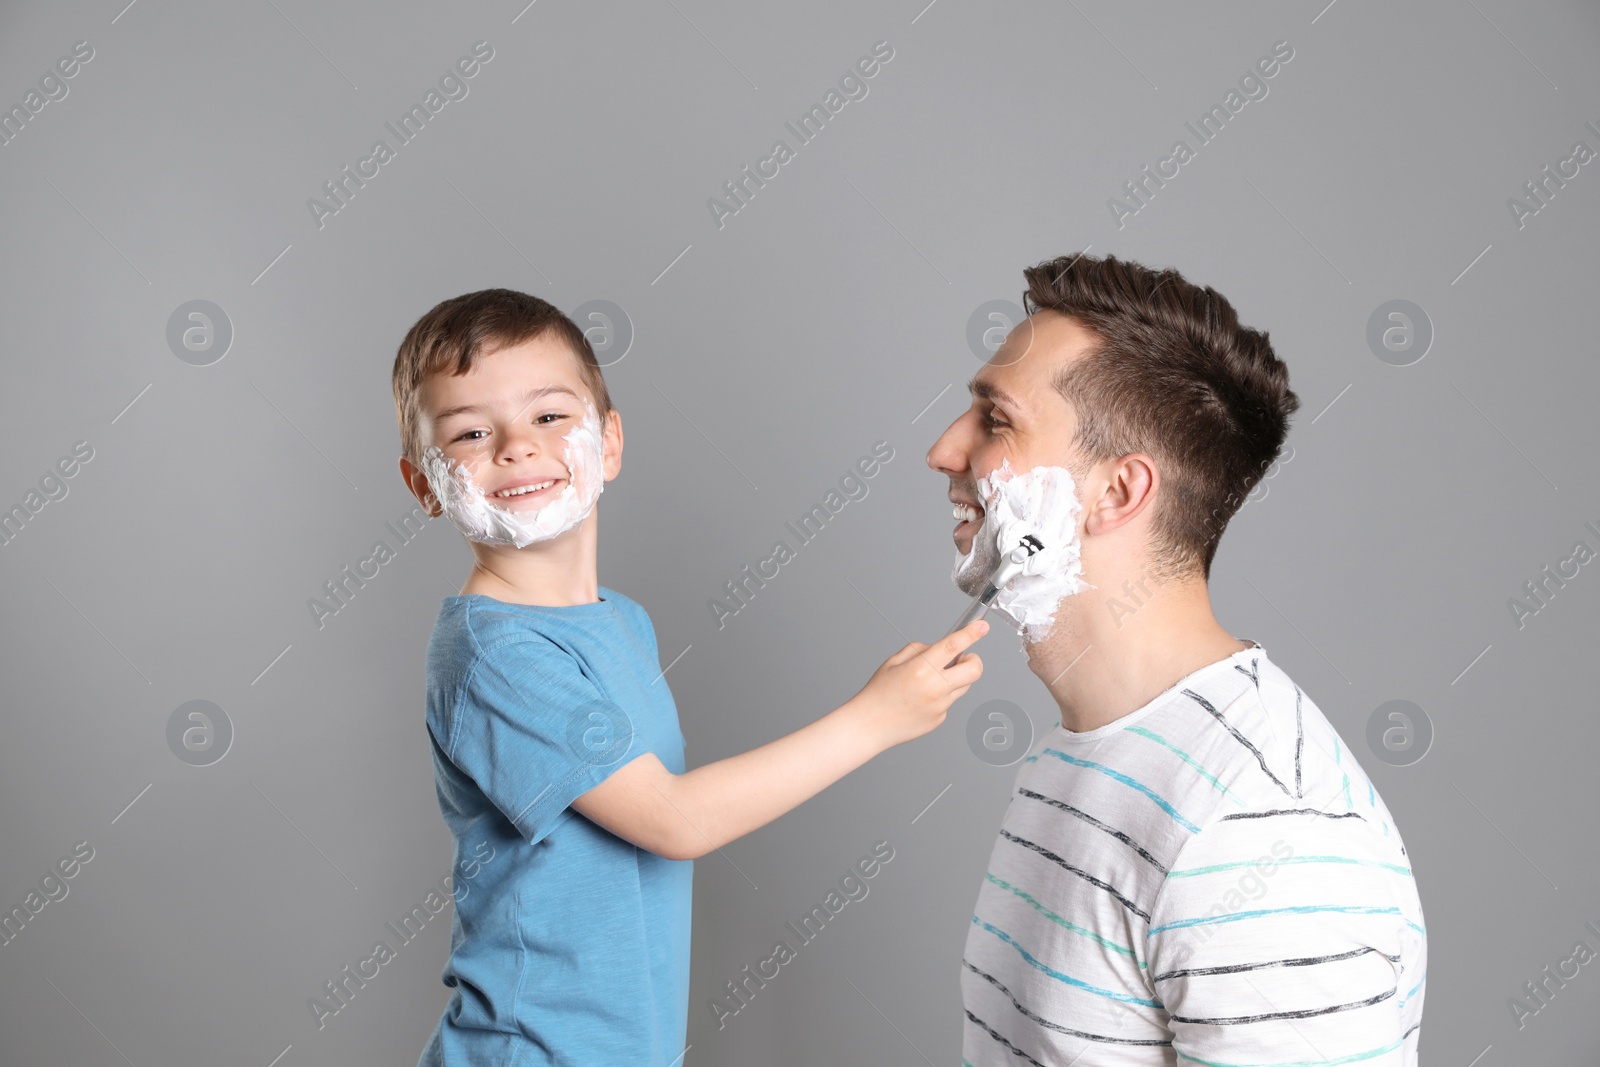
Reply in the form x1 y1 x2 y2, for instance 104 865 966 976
1083 453 1158 537
602 408 624 482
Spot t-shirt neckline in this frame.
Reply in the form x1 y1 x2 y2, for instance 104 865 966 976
1050 640 1263 744
449 590 615 614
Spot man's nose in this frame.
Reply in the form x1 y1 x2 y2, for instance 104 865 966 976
926 416 969 475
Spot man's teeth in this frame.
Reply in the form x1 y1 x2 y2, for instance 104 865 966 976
953 503 981 523
496 480 556 498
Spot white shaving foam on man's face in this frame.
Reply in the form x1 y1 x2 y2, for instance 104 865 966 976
952 457 1091 643
419 396 606 548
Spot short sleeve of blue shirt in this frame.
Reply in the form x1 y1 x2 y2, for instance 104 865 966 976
444 630 637 846
418 589 692 1067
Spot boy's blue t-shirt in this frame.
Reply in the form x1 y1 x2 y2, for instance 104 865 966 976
416 588 692 1067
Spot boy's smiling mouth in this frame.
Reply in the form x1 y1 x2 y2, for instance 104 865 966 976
493 476 564 502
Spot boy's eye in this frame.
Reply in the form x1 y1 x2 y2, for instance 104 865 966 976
451 413 567 442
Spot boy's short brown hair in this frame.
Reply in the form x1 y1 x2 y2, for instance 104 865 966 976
1021 253 1299 582
392 288 613 463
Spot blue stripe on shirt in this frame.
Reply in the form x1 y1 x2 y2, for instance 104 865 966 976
1035 747 1201 834
1125 725 1249 809
1148 904 1407 937
972 916 1164 1008
1166 856 1413 879
983 872 1144 965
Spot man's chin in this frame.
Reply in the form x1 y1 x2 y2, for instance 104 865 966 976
952 553 991 598
954 574 988 599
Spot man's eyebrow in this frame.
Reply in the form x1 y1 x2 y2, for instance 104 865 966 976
434 384 581 423
968 378 1024 413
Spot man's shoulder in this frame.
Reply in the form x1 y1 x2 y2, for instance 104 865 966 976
1229 651 1385 819
1004 652 1271 875
1102 646 1328 835
1161 651 1413 881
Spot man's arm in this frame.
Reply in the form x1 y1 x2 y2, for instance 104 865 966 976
571 621 987 860
1146 813 1423 1060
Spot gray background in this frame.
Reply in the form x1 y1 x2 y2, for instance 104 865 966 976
2 0 1597 1063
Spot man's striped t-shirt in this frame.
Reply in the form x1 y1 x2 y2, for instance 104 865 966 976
960 641 1426 1066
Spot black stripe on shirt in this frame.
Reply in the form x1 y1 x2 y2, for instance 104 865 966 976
965 1008 1052 1067
963 959 1173 1047
1184 688 1292 797
1293 683 1304 799
1017 787 1169 875
1233 658 1260 695
999 829 1152 922
1217 807 1365 823
1168 984 1396 1026
1152 946 1402 983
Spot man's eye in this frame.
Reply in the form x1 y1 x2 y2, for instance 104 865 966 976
984 412 1008 429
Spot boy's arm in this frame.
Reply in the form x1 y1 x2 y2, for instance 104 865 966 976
570 620 988 860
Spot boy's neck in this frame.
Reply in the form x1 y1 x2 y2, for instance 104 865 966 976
458 515 603 607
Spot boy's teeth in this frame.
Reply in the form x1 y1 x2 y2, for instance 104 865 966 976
497 480 556 498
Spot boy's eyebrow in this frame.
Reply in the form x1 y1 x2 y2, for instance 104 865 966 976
434 384 581 423
968 378 1025 415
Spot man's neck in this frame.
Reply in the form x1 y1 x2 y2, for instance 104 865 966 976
1023 574 1249 734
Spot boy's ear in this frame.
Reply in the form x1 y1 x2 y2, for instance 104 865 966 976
399 454 441 516
602 408 624 482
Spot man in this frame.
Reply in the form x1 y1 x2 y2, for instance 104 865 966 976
929 253 1425 1065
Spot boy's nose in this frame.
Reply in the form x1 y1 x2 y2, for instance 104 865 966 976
495 425 543 461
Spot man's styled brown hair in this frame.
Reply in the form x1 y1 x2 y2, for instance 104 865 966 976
1022 252 1298 581
392 288 612 463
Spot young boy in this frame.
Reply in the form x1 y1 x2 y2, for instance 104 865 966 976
392 288 988 1065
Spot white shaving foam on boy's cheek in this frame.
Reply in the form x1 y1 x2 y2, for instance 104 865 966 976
420 399 606 548
952 457 1091 643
